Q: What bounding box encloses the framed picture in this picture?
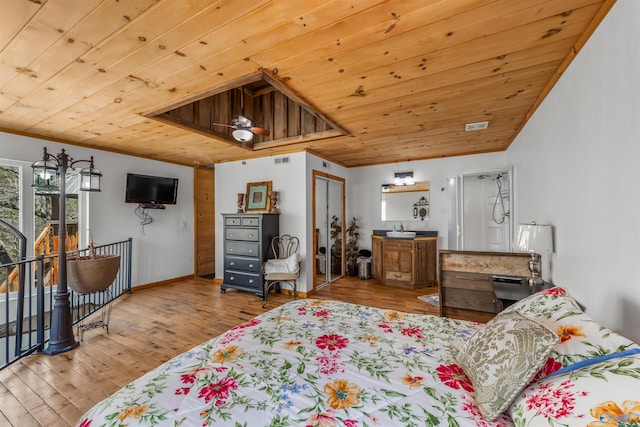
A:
[245,181,272,213]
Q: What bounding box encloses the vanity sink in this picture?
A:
[386,231,417,238]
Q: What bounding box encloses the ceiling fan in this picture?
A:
[227,115,270,142]
[212,87,270,143]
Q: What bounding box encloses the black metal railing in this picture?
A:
[0,238,132,369]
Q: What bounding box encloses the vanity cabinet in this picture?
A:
[221,213,279,298]
[372,235,437,288]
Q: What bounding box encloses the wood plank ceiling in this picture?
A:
[0,0,614,167]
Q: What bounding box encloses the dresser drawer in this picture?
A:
[441,287,502,313]
[385,270,412,282]
[224,271,261,289]
[225,217,241,226]
[226,241,260,257]
[225,256,261,273]
[225,228,259,241]
[242,217,260,227]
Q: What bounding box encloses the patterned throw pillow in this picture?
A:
[502,287,639,367]
[456,310,559,421]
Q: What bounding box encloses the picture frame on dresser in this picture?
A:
[245,181,272,213]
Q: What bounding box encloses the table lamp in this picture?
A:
[514,222,553,287]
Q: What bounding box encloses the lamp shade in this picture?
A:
[514,222,553,254]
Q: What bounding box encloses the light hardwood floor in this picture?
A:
[0,276,441,427]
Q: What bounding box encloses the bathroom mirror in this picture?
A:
[381,181,430,222]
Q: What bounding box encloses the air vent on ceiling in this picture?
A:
[465,121,489,131]
[274,155,291,165]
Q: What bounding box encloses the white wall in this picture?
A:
[0,132,194,287]
[506,0,640,342]
[348,152,508,252]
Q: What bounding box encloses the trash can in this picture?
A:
[357,258,371,279]
[316,254,326,274]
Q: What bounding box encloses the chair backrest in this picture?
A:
[271,235,299,259]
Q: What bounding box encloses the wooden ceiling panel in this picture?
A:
[0,0,615,167]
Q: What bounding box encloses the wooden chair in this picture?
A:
[263,235,300,307]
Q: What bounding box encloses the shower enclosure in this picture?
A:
[447,169,513,251]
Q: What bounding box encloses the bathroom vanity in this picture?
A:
[371,230,437,288]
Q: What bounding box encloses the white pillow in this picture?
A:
[263,254,299,274]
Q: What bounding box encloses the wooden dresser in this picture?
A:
[438,250,539,322]
[221,213,279,298]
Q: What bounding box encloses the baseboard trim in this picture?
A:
[135,275,311,298]
[131,275,194,291]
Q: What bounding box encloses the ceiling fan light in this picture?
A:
[232,127,254,142]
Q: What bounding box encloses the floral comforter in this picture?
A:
[78,293,640,427]
[77,299,508,427]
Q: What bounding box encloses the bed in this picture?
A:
[77,287,640,427]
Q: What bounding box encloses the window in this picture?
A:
[34,172,80,255]
[0,164,21,282]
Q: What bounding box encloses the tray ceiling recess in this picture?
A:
[148,71,348,151]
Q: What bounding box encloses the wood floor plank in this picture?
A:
[0,276,446,426]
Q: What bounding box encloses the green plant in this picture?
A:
[345,217,360,271]
[330,215,342,274]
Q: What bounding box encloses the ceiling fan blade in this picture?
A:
[211,122,235,130]
[251,127,270,136]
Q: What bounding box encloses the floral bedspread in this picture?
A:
[77,299,511,427]
[78,294,640,427]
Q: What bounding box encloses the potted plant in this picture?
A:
[330,215,342,275]
[345,217,360,276]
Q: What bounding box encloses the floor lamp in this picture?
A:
[514,222,553,287]
[32,147,102,355]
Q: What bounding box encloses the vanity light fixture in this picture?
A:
[394,171,415,186]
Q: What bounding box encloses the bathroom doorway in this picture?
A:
[448,168,513,251]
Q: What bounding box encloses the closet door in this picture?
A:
[313,172,345,290]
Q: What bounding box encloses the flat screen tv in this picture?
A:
[125,173,178,206]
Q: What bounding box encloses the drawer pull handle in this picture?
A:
[249,279,254,284]
[248,249,253,253]
[230,262,235,266]
[249,264,254,268]
[229,248,234,252]
[230,276,235,281]
[248,234,254,238]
